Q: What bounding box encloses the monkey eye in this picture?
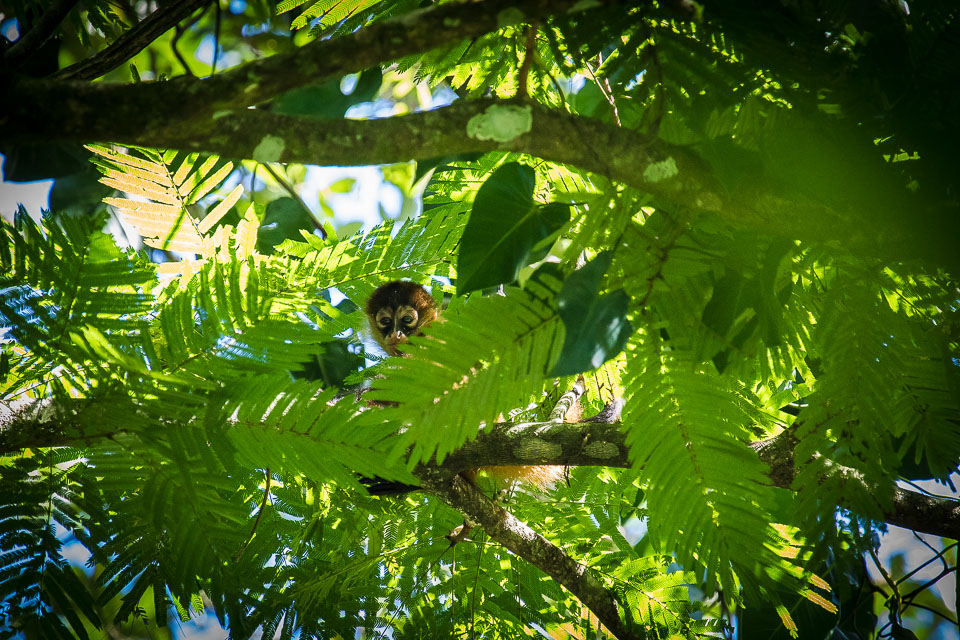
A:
[377,317,392,328]
[401,315,414,325]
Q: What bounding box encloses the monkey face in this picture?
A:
[365,281,438,356]
[374,304,422,354]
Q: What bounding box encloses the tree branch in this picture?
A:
[752,428,960,540]
[3,394,956,638]
[3,396,956,539]
[8,0,615,122]
[3,0,79,66]
[52,0,211,80]
[2,81,941,268]
[417,466,641,640]
[0,86,806,239]
[2,0,951,268]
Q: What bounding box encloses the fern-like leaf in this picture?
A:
[623,327,804,602]
[87,145,242,255]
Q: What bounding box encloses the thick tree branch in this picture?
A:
[1,0,951,267]
[752,429,960,540]
[53,0,211,81]
[3,395,956,639]
[1,95,712,204]
[0,87,824,242]
[2,84,943,268]
[417,466,641,640]
[3,397,956,540]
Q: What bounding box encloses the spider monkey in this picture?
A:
[363,280,589,494]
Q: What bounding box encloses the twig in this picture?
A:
[2,396,959,541]
[170,9,206,77]
[869,546,902,625]
[235,468,271,561]
[53,0,210,80]
[516,22,539,98]
[212,0,222,75]
[901,566,956,604]
[470,532,485,640]
[896,541,957,585]
[417,467,642,640]
[549,374,585,421]
[261,163,327,240]
[3,0,79,66]
[584,54,621,127]
[898,601,958,625]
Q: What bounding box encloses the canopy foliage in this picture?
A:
[0,0,958,639]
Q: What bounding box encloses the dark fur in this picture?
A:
[364,280,436,319]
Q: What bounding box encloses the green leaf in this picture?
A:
[526,203,570,263]
[327,178,356,193]
[272,69,382,119]
[740,586,838,640]
[457,163,570,294]
[550,252,631,376]
[701,270,758,373]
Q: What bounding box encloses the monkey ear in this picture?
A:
[420,305,439,327]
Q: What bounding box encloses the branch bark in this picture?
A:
[1,0,951,268]
[3,397,957,540]
[1,85,940,268]
[4,394,958,639]
[0,84,861,252]
[4,0,614,123]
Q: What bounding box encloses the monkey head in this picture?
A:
[365,281,438,356]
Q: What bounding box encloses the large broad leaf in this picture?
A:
[701,269,759,374]
[457,162,569,294]
[257,197,316,254]
[550,252,631,376]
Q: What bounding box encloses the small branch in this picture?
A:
[901,566,955,604]
[45,0,616,112]
[585,53,620,127]
[3,0,79,66]
[1,94,725,226]
[170,9,207,78]
[516,22,539,98]
[53,0,210,80]
[261,163,327,239]
[417,467,641,640]
[897,541,956,585]
[549,375,585,421]
[211,0,222,75]
[236,468,271,561]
